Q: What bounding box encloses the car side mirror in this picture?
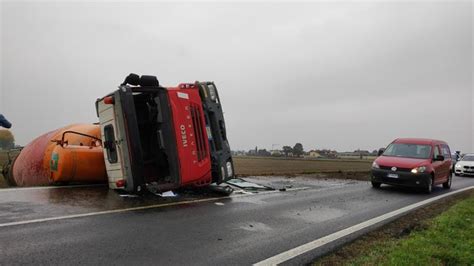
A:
[434,155,445,161]
[377,148,385,157]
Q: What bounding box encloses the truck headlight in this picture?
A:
[372,162,380,169]
[226,161,233,177]
[411,166,426,174]
[208,84,217,102]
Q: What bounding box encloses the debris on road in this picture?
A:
[119,194,139,198]
[209,184,234,195]
[159,191,177,197]
[226,178,274,191]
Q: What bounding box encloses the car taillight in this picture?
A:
[104,96,115,104]
[116,179,125,188]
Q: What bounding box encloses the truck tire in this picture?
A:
[425,177,433,194]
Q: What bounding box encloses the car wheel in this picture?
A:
[371,181,381,188]
[454,173,459,176]
[425,178,433,194]
[443,174,452,189]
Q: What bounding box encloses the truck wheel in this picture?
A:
[443,174,452,189]
[371,181,381,188]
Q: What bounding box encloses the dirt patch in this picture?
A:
[238,171,370,181]
[313,190,474,265]
[234,156,371,177]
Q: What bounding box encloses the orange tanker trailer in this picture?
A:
[3,124,107,186]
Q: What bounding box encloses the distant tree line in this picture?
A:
[232,144,379,159]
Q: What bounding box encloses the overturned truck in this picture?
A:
[3,74,234,193]
[96,74,234,193]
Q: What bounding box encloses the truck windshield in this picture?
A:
[383,143,432,159]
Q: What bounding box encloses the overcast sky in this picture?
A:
[1,1,472,152]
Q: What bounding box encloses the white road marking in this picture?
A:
[0,187,310,228]
[254,186,474,266]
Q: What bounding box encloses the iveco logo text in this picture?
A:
[180,125,188,147]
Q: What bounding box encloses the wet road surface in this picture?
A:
[1,175,473,265]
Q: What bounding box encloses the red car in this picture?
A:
[371,138,453,193]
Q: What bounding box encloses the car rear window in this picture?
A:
[383,143,432,159]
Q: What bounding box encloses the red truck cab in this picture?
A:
[95,74,234,193]
[371,138,453,193]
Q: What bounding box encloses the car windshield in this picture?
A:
[461,155,474,161]
[382,143,432,159]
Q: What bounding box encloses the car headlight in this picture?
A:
[226,161,233,177]
[372,162,380,169]
[411,166,427,174]
[455,164,462,168]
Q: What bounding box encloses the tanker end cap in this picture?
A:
[139,75,159,87]
[121,73,140,86]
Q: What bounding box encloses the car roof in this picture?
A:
[392,138,447,145]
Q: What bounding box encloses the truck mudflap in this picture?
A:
[197,82,234,183]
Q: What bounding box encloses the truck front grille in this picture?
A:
[190,104,208,162]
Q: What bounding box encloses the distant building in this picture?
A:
[270,150,282,156]
[308,150,323,158]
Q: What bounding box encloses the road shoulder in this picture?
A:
[313,190,474,265]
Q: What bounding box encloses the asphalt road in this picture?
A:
[1,175,473,265]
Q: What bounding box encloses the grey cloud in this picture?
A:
[1,1,472,152]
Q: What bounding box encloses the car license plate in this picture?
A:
[387,173,399,178]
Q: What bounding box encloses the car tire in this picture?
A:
[443,174,452,189]
[454,173,459,176]
[425,178,433,194]
[371,181,381,188]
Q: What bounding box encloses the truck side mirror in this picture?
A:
[377,148,385,156]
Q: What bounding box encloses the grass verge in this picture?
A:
[315,190,474,265]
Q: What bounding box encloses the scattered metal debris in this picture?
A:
[226,178,274,191]
[209,184,234,195]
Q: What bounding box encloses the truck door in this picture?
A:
[96,87,145,193]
